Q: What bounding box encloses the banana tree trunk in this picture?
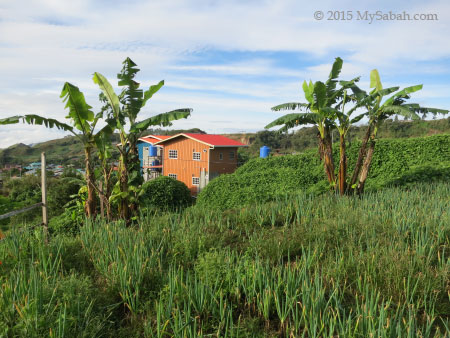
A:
[347,125,372,194]
[317,132,325,161]
[84,146,97,218]
[127,140,142,217]
[101,166,113,220]
[119,152,130,222]
[357,138,376,194]
[322,128,336,186]
[338,133,347,195]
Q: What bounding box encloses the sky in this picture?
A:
[0,0,449,148]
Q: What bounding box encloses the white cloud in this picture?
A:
[0,0,449,148]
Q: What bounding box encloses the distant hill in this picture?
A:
[0,136,86,166]
[1,119,449,166]
[0,128,206,166]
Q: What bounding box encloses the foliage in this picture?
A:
[198,134,450,209]
[266,59,448,195]
[140,176,192,211]
[1,174,84,230]
[0,183,449,336]
[93,58,192,221]
[47,177,84,218]
[0,57,193,223]
[343,69,448,194]
[198,163,324,211]
[0,196,23,230]
[266,57,362,192]
[0,82,116,218]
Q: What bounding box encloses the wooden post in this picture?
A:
[41,152,48,243]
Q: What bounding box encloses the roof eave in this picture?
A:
[153,133,214,147]
[154,133,247,147]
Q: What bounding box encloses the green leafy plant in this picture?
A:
[265,58,449,195]
[345,69,448,193]
[266,57,361,194]
[140,176,192,211]
[93,58,192,222]
[0,83,114,218]
[197,134,450,209]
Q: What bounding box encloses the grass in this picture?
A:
[0,182,449,336]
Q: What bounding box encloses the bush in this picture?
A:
[48,209,84,236]
[47,177,84,218]
[197,150,325,210]
[197,134,450,209]
[140,176,192,211]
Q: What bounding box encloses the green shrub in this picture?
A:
[140,176,192,211]
[48,209,84,236]
[47,177,84,218]
[198,134,450,209]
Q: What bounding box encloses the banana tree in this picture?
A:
[266,57,358,191]
[93,58,191,222]
[346,70,449,194]
[0,83,114,218]
[323,85,365,195]
[94,124,115,220]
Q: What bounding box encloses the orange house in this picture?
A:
[154,133,248,195]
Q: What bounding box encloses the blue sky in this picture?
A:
[0,0,449,147]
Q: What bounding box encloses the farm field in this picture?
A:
[0,182,449,337]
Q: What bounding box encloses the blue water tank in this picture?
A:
[149,145,158,157]
[260,146,270,158]
[151,159,160,171]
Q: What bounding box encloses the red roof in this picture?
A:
[154,133,248,147]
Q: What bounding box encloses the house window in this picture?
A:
[168,150,178,159]
[229,151,235,159]
[192,177,200,185]
[168,174,177,180]
[219,153,223,160]
[193,152,201,161]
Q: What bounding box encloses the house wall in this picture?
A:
[162,138,210,195]
[209,147,238,179]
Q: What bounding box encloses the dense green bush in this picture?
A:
[350,134,450,190]
[140,176,192,211]
[198,134,450,209]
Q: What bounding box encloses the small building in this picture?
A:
[153,133,247,195]
[137,135,171,181]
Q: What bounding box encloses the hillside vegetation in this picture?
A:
[1,118,449,166]
[234,117,450,159]
[0,183,448,336]
[0,128,206,167]
[197,134,450,210]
